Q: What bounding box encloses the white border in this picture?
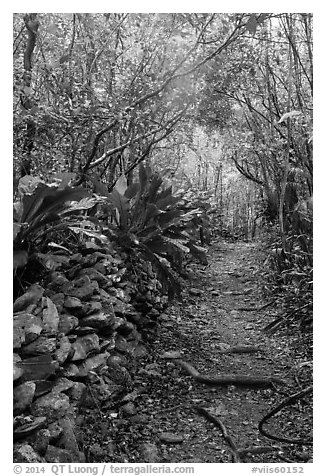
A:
[4,4,323,474]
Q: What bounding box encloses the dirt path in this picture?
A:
[82,240,312,463]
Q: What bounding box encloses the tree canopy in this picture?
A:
[13,11,313,290]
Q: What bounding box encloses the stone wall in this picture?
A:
[13,244,168,462]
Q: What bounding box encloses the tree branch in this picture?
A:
[89,108,186,171]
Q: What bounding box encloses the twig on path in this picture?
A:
[195,406,242,462]
[258,386,313,445]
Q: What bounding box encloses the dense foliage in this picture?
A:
[13,12,313,329]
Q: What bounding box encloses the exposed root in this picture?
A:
[195,406,242,462]
[173,360,286,387]
[258,386,313,445]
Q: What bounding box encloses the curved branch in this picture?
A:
[79,119,118,175]
[89,108,186,171]
[232,157,265,186]
[213,88,287,140]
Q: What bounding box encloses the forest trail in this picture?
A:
[82,240,312,464]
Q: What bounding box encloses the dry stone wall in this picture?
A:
[13,244,168,463]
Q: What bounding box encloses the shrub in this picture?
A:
[91,164,208,295]
[13,176,91,270]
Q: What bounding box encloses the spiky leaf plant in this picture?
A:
[13,181,90,269]
[97,164,208,296]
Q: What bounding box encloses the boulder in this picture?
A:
[42,298,59,333]
[62,363,80,379]
[58,314,79,335]
[78,311,116,330]
[13,284,44,312]
[71,334,100,361]
[112,299,128,317]
[16,355,58,382]
[13,353,24,381]
[47,421,64,442]
[21,336,57,356]
[74,326,96,335]
[14,382,36,414]
[106,360,132,387]
[81,381,111,408]
[63,296,83,311]
[54,336,73,364]
[114,335,133,354]
[72,275,91,287]
[99,336,116,352]
[25,303,37,313]
[126,328,142,342]
[34,380,55,398]
[117,320,136,337]
[65,265,81,280]
[77,352,109,377]
[14,416,47,441]
[79,301,103,317]
[14,443,43,463]
[70,253,83,264]
[44,445,82,463]
[138,442,159,463]
[48,272,69,288]
[13,313,43,349]
[93,261,107,274]
[34,429,51,456]
[66,381,86,405]
[20,336,57,357]
[56,416,80,454]
[68,281,99,300]
[125,309,143,325]
[78,267,109,286]
[82,253,101,267]
[51,377,75,395]
[48,292,65,311]
[31,391,70,423]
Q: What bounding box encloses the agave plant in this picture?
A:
[13,179,90,269]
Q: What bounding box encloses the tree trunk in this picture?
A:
[20,13,39,177]
[279,14,293,252]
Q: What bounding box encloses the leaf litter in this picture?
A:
[80,240,312,463]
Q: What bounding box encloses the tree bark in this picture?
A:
[20,13,39,177]
[279,14,293,251]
